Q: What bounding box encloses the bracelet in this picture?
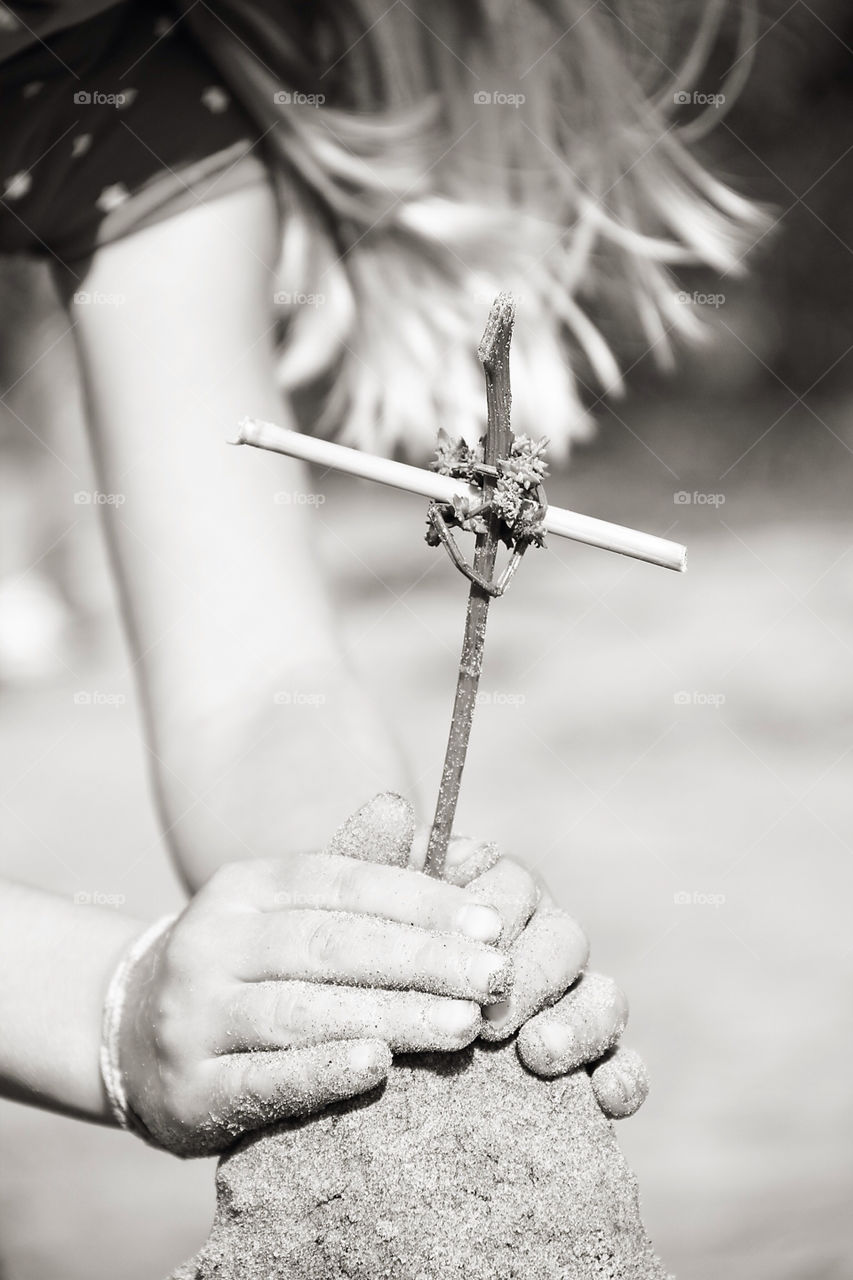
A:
[100,914,177,1143]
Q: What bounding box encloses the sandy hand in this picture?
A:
[409,827,649,1120]
[115,795,508,1157]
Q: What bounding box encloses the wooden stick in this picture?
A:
[230,419,687,573]
[423,295,514,877]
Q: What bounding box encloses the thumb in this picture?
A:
[325,793,415,867]
[212,1040,392,1144]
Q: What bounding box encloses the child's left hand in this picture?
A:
[453,855,647,1120]
[348,794,649,1120]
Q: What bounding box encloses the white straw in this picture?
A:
[230,418,686,573]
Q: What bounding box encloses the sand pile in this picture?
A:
[172,1039,669,1279]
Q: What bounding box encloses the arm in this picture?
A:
[67,184,408,890]
[63,192,645,1116]
[0,881,142,1120]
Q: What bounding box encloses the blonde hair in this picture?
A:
[180,0,764,457]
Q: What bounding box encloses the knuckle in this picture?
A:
[617,1048,646,1085]
[553,911,590,973]
[152,991,196,1067]
[305,916,342,970]
[228,1054,260,1104]
[161,916,207,977]
[330,857,361,903]
[273,982,312,1030]
[410,934,445,982]
[485,859,540,936]
[283,1049,316,1103]
[610,983,629,1030]
[500,856,540,902]
[604,978,629,1027]
[165,908,245,979]
[208,860,257,900]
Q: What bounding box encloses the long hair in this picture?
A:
[175,0,764,457]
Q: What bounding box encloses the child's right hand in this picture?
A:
[117,801,507,1156]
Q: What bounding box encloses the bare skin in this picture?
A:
[1,182,647,1141]
[0,798,642,1151]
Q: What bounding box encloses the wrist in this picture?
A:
[0,885,147,1122]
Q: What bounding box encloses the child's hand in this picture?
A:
[469,871,648,1118]
[116,799,509,1156]
[409,817,649,1119]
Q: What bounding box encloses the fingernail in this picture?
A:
[444,842,502,887]
[535,1020,573,1066]
[432,1000,478,1037]
[348,1042,391,1074]
[467,952,511,999]
[458,904,502,943]
[483,998,511,1026]
[446,836,478,865]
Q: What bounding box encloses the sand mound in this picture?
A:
[172,1040,669,1280]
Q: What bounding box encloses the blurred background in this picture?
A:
[1,3,852,1278]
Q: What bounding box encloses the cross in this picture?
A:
[230,294,685,878]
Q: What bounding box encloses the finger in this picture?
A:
[224,981,482,1053]
[517,972,628,1078]
[480,900,589,1041]
[590,1047,649,1119]
[211,1039,392,1135]
[265,856,503,943]
[406,831,502,884]
[325,793,415,867]
[443,838,503,887]
[242,910,511,1001]
[464,857,540,945]
[407,827,429,872]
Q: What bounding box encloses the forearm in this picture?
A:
[0,882,144,1121]
[69,187,411,890]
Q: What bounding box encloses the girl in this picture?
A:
[0,0,758,1152]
